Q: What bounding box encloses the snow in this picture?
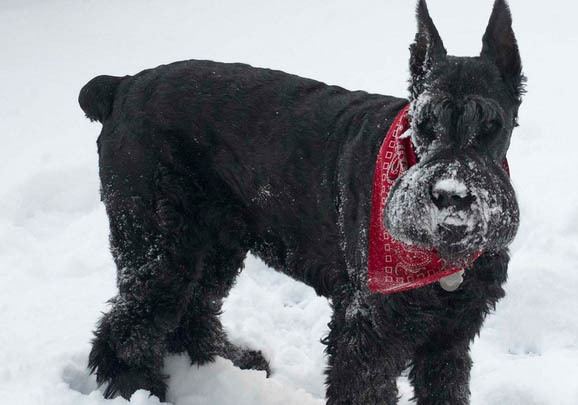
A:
[1,0,577,404]
[432,178,468,198]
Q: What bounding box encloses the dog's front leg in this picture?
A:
[409,252,509,405]
[323,296,407,405]
[409,339,472,405]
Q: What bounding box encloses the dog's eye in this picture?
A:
[416,120,437,141]
[481,119,502,135]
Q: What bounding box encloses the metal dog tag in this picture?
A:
[439,270,464,292]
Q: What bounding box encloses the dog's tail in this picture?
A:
[79,75,124,123]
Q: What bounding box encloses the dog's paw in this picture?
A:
[220,343,271,377]
[88,333,167,401]
[101,367,167,401]
[234,348,271,377]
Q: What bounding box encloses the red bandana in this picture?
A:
[368,105,508,294]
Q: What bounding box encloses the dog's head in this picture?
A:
[384,0,524,263]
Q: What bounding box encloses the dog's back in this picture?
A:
[80,59,407,293]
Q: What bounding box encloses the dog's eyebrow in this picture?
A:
[412,93,452,122]
[462,96,504,125]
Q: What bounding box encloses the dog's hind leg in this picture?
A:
[165,288,271,376]
[165,242,271,376]
[89,146,241,400]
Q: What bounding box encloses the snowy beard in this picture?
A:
[383,154,519,263]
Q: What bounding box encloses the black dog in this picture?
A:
[79,0,523,403]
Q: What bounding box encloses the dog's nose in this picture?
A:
[431,190,473,210]
[430,179,474,210]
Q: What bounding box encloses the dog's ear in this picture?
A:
[481,0,524,100]
[409,0,447,99]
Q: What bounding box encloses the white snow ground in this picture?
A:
[1,0,577,404]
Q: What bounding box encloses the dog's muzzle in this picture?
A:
[367,105,519,294]
[385,156,518,260]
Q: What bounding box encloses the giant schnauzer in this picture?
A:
[79,0,523,403]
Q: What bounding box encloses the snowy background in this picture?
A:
[1,0,577,404]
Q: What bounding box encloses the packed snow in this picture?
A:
[1,0,577,404]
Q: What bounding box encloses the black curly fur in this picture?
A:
[80,1,523,403]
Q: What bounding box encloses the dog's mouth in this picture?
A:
[383,158,519,263]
